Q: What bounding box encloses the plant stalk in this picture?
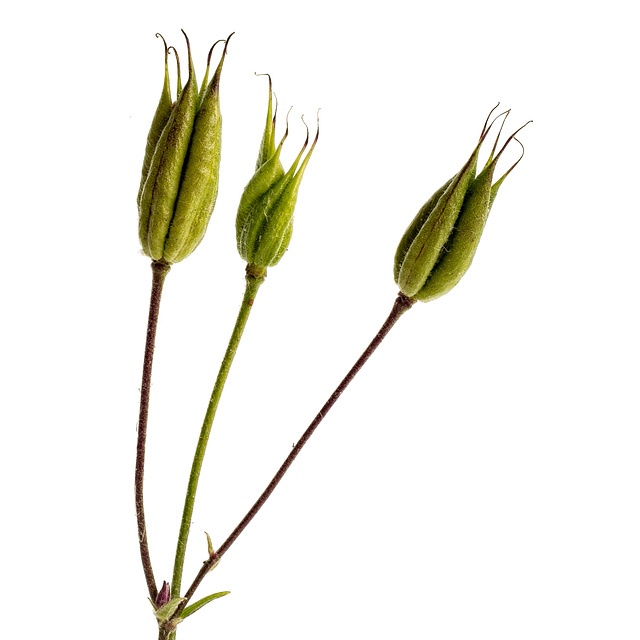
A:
[176,292,415,614]
[171,271,265,599]
[136,260,171,602]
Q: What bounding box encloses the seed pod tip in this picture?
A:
[223,32,235,55]
[480,103,501,138]
[167,45,182,94]
[493,135,527,190]
[155,33,169,61]
[255,72,273,97]
[206,39,225,68]
[493,119,532,164]
[180,29,191,50]
[481,106,510,144]
[300,113,310,146]
[283,105,294,137]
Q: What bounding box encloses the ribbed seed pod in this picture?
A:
[236,78,319,272]
[137,32,231,264]
[163,38,231,263]
[413,127,526,302]
[393,177,453,285]
[394,108,530,302]
[137,34,172,211]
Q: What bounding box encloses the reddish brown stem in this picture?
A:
[135,260,170,602]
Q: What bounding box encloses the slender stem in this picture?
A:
[171,271,265,598]
[136,260,171,602]
[176,292,415,614]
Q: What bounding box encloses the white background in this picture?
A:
[1,1,638,638]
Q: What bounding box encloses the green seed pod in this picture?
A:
[236,79,319,272]
[394,108,530,301]
[163,38,231,263]
[137,34,172,210]
[414,125,528,302]
[392,176,453,285]
[138,32,231,264]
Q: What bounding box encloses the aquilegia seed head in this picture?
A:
[394,107,530,302]
[236,75,319,276]
[138,31,232,264]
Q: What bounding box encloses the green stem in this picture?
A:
[171,269,265,598]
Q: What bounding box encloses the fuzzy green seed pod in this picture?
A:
[138,31,231,264]
[394,108,530,301]
[236,77,319,273]
[137,35,172,211]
